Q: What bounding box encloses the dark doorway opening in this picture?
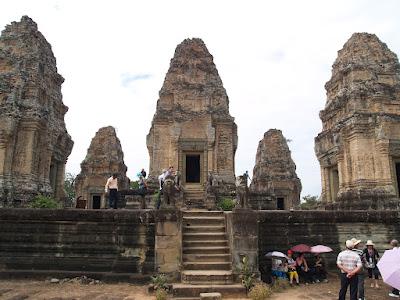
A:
[186,154,200,183]
[396,163,400,195]
[92,195,101,209]
[277,197,284,210]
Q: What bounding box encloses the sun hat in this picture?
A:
[346,240,354,249]
[350,238,361,246]
[365,240,375,246]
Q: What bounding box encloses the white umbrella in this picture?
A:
[265,251,289,259]
[377,248,400,290]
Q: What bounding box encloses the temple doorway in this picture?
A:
[395,162,400,196]
[185,154,201,183]
[92,195,101,209]
[277,197,285,210]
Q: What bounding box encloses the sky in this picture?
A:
[1,0,400,197]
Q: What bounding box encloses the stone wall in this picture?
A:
[257,210,400,280]
[0,209,155,278]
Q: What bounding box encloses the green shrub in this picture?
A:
[248,282,272,300]
[216,197,236,211]
[155,288,167,300]
[29,195,60,209]
[151,273,167,291]
[153,191,160,203]
[239,255,255,291]
[272,277,290,292]
[130,180,139,189]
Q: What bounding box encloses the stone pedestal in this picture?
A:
[155,209,182,280]
[226,209,260,281]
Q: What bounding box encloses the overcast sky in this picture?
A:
[1,0,400,197]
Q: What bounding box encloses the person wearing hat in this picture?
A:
[286,250,299,286]
[337,240,362,300]
[351,238,366,300]
[363,240,380,289]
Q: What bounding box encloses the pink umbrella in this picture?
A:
[377,248,400,290]
[311,245,333,254]
[291,244,312,253]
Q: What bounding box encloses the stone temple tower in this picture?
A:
[147,38,237,196]
[315,33,400,210]
[0,16,73,206]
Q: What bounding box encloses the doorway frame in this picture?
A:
[178,139,208,187]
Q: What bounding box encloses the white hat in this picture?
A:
[346,240,354,249]
[350,238,361,246]
[365,240,375,246]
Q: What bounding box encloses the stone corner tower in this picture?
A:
[249,129,302,210]
[315,32,400,210]
[146,38,238,193]
[75,126,129,209]
[0,16,73,206]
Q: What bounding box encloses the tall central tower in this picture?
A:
[147,38,237,192]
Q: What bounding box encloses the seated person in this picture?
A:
[296,253,313,283]
[271,258,287,279]
[311,254,327,282]
[287,250,299,285]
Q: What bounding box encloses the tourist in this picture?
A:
[287,250,299,286]
[363,240,380,289]
[271,257,286,279]
[388,239,399,298]
[138,174,147,192]
[166,166,174,176]
[296,253,312,284]
[350,237,366,300]
[312,254,327,283]
[105,173,118,209]
[140,168,147,178]
[337,240,362,300]
[156,169,167,209]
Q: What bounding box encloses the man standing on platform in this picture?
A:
[105,173,119,209]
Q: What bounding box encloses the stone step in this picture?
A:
[183,254,231,263]
[183,262,231,271]
[181,271,234,285]
[183,233,227,242]
[172,284,245,298]
[182,217,225,226]
[183,225,225,233]
[183,240,228,248]
[183,211,224,217]
[183,246,230,255]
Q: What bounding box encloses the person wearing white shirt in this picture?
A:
[105,173,118,209]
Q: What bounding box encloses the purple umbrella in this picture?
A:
[377,248,400,290]
[311,245,333,254]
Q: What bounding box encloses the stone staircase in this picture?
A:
[172,210,246,299]
[184,186,206,209]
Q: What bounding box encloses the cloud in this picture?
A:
[121,73,152,88]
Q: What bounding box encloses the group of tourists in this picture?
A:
[271,251,328,286]
[337,238,399,300]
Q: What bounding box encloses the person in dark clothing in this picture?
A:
[140,168,147,178]
[363,240,380,289]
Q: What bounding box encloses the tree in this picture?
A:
[300,194,319,210]
[64,172,76,207]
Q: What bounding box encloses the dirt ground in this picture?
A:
[0,276,394,300]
